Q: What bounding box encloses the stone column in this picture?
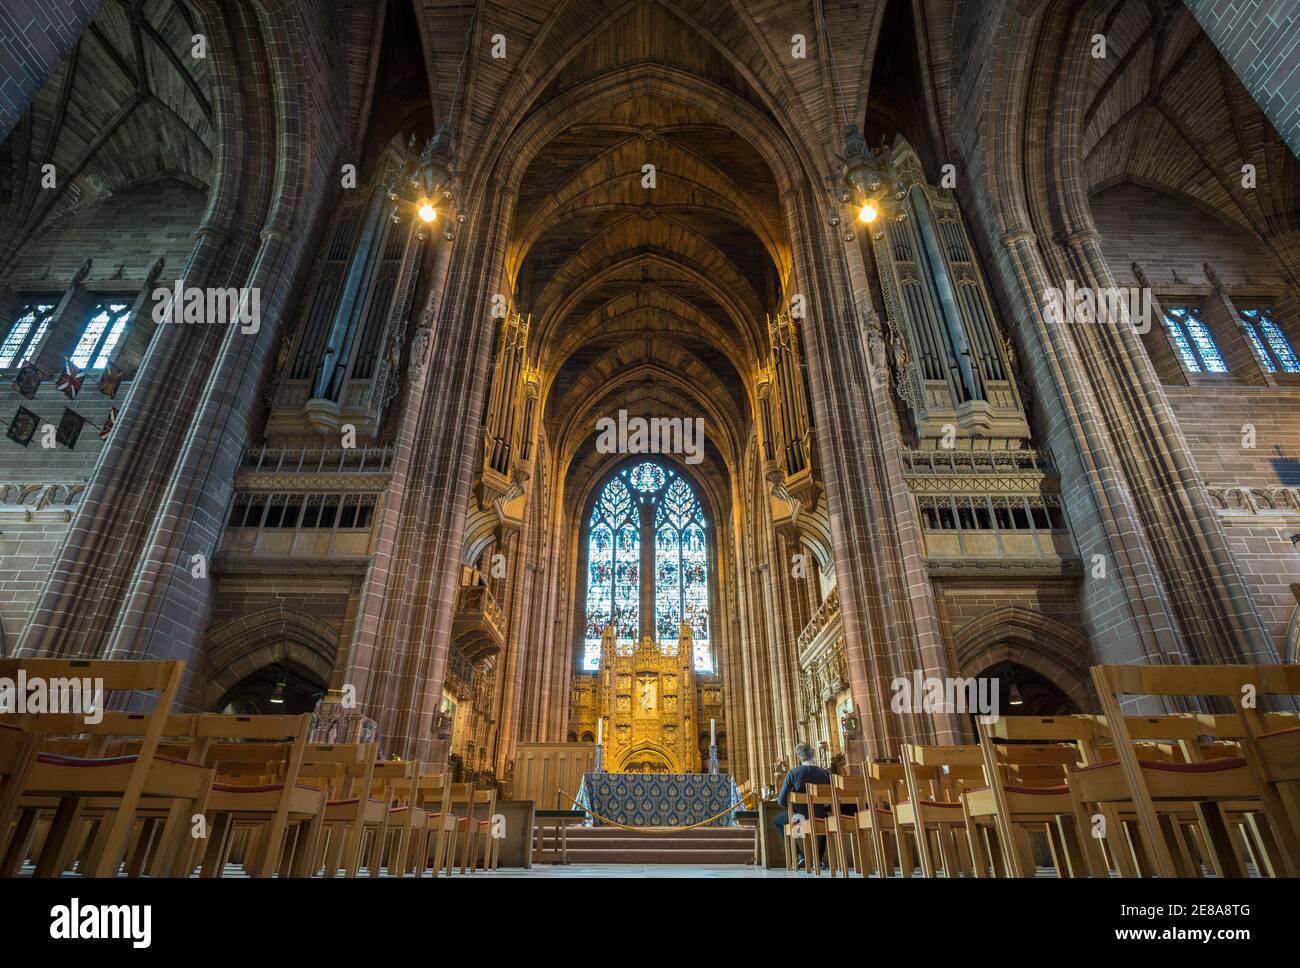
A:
[783,185,960,755]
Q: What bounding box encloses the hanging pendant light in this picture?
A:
[1008,680,1024,707]
[269,668,287,705]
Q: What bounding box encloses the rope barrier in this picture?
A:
[557,787,750,833]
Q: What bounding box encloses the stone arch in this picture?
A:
[617,739,678,773]
[953,606,1093,713]
[202,606,339,711]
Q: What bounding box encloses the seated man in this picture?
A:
[773,743,830,869]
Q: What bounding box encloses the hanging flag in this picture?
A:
[56,359,84,400]
[12,361,44,400]
[98,406,118,440]
[98,362,130,399]
[56,407,87,449]
[6,406,40,447]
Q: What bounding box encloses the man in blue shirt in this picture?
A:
[773,743,830,869]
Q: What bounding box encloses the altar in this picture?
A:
[575,772,741,827]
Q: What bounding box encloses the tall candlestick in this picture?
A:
[710,718,716,746]
[597,718,603,744]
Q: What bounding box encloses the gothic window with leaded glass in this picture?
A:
[1163,306,1227,374]
[70,302,132,370]
[1239,307,1300,374]
[582,461,712,673]
[0,301,57,367]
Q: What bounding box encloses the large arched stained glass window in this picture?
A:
[582,461,712,673]
[655,477,711,672]
[583,476,638,671]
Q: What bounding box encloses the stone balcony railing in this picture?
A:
[239,444,394,475]
[451,583,507,663]
[796,587,841,666]
[900,448,1057,495]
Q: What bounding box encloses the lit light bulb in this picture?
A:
[418,202,437,223]
[858,202,878,223]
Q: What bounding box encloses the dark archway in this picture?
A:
[216,659,327,715]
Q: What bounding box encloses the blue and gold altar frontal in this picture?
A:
[576,772,740,827]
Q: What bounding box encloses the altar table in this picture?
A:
[574,772,741,827]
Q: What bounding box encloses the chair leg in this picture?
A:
[198,813,233,878]
[35,798,81,877]
[322,825,345,878]
[342,821,366,878]
[1245,812,1281,878]
[1056,816,1088,878]
[431,826,448,878]
[126,817,158,877]
[1195,803,1245,878]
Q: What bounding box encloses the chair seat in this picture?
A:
[26,751,211,799]
[857,807,894,831]
[965,784,1072,819]
[208,783,323,817]
[1074,757,1256,803]
[895,798,964,827]
[324,796,387,824]
[36,752,205,769]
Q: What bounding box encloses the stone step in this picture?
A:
[537,824,756,864]
[562,848,755,865]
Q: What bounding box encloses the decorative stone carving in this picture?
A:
[408,323,432,381]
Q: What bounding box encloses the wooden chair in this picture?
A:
[412,772,454,875]
[1186,712,1300,877]
[1088,665,1300,878]
[1088,712,1283,877]
[443,782,476,876]
[298,743,379,877]
[375,760,423,876]
[460,784,499,872]
[967,722,1093,878]
[860,760,912,877]
[189,714,325,878]
[897,744,986,878]
[801,783,837,875]
[0,658,208,878]
[781,786,812,872]
[1252,716,1300,864]
[1,711,200,878]
[828,774,865,877]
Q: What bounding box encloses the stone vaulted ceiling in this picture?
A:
[0,0,213,267]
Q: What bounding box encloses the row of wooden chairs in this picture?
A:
[0,658,502,877]
[782,662,1300,877]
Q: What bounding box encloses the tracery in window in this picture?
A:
[0,302,57,368]
[1163,306,1227,374]
[583,462,712,672]
[70,302,132,370]
[1240,307,1300,374]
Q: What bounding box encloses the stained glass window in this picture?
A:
[1240,308,1300,374]
[583,461,712,672]
[70,303,132,370]
[584,476,636,670]
[0,302,57,368]
[1163,306,1227,374]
